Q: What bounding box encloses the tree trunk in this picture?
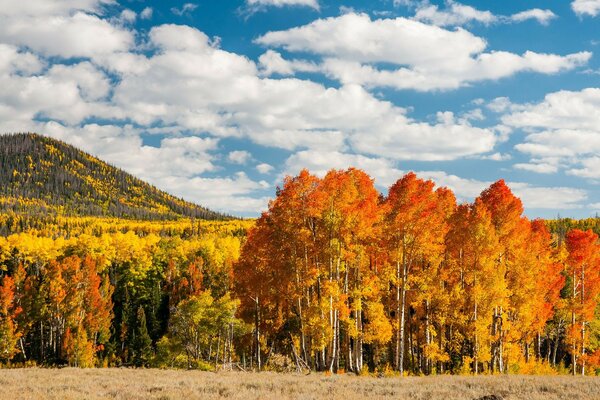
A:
[254,296,261,370]
[581,265,586,376]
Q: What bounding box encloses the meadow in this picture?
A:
[2,368,600,400]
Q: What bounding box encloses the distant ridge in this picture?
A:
[0,133,228,220]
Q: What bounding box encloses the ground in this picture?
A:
[1,368,600,400]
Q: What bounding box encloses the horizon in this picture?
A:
[1,1,599,218]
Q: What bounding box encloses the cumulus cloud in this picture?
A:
[246,0,319,10]
[568,157,600,179]
[140,7,153,20]
[572,0,600,16]
[0,0,113,17]
[104,24,498,161]
[510,9,556,25]
[228,150,252,165]
[514,162,558,174]
[256,163,274,174]
[418,171,587,209]
[501,88,600,178]
[413,1,556,27]
[413,1,496,26]
[0,3,133,60]
[0,44,45,75]
[171,3,198,17]
[284,150,403,187]
[258,50,319,76]
[256,13,588,91]
[156,172,271,214]
[283,149,587,210]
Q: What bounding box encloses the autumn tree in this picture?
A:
[382,172,455,374]
[0,276,21,363]
[565,229,600,375]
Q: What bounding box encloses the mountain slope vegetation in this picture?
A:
[0,133,226,220]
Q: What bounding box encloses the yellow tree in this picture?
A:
[382,172,453,374]
[447,200,504,374]
[565,229,600,375]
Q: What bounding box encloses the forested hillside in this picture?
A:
[0,133,226,220]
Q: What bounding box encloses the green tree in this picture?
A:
[132,307,153,367]
[165,291,242,369]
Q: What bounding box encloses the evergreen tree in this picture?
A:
[131,306,153,367]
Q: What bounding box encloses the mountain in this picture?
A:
[0,133,228,220]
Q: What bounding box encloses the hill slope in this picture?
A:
[0,133,227,220]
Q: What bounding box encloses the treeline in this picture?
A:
[0,133,227,220]
[0,169,599,376]
[547,217,600,242]
[235,169,600,376]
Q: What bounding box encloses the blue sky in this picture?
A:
[1,0,599,217]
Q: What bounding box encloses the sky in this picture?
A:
[0,0,599,218]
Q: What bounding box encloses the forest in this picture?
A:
[0,133,226,220]
[0,168,599,377]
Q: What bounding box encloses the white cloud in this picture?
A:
[156,172,271,214]
[572,0,600,16]
[501,88,600,178]
[481,152,511,161]
[568,157,600,179]
[284,150,403,187]
[0,44,45,75]
[487,97,512,113]
[119,9,136,23]
[418,171,587,209]
[0,60,113,128]
[228,150,252,165]
[414,1,496,26]
[258,50,319,76]
[413,1,555,27]
[0,11,133,59]
[103,24,498,160]
[256,163,274,174]
[171,3,198,17]
[0,0,114,17]
[246,0,319,10]
[256,13,589,91]
[35,123,218,182]
[514,162,558,174]
[508,182,588,209]
[140,7,153,20]
[510,9,556,25]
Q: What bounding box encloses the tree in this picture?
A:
[0,276,21,363]
[382,172,454,374]
[565,229,600,375]
[131,307,153,367]
[63,327,95,367]
[166,292,242,369]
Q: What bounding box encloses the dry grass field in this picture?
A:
[1,368,600,400]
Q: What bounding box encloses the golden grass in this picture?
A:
[1,368,599,400]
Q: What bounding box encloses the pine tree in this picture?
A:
[132,306,153,367]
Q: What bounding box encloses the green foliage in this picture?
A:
[131,307,153,367]
[161,292,245,369]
